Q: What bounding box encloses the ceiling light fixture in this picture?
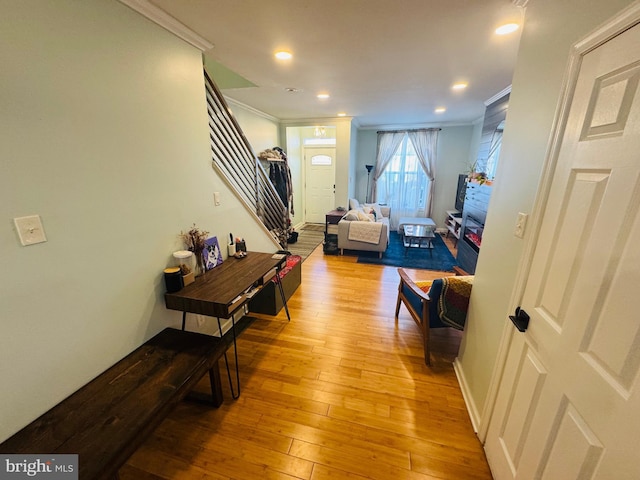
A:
[435,107,446,114]
[337,112,346,117]
[495,23,519,35]
[274,51,292,60]
[317,93,330,100]
[452,82,468,91]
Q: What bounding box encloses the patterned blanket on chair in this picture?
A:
[437,276,473,330]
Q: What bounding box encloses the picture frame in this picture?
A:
[202,236,223,271]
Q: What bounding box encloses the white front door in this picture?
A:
[304,147,336,223]
[485,14,640,479]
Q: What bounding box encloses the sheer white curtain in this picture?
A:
[408,129,438,217]
[485,129,503,180]
[372,129,439,230]
[370,132,405,203]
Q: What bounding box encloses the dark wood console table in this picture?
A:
[164,251,290,399]
[165,251,289,322]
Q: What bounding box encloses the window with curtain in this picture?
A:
[376,134,429,228]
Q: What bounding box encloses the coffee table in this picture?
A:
[398,216,436,234]
[402,224,436,256]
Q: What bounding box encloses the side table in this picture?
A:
[324,209,344,254]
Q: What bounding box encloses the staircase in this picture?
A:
[203,70,289,248]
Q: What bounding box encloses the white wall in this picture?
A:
[355,129,377,202]
[349,122,359,200]
[225,98,280,156]
[334,119,354,209]
[0,0,277,442]
[432,126,477,227]
[283,127,304,228]
[455,0,636,429]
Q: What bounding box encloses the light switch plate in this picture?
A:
[14,215,47,246]
[214,191,221,206]
[514,212,528,239]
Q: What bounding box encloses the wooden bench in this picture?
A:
[0,322,253,479]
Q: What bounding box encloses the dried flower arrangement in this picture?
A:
[180,224,209,254]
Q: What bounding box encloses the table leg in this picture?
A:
[275,267,291,321]
[218,316,241,400]
[209,363,223,406]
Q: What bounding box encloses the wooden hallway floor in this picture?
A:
[121,240,492,480]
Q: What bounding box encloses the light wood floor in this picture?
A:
[121,235,492,479]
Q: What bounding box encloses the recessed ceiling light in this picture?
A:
[317,93,330,99]
[495,23,519,35]
[452,82,468,91]
[284,87,299,93]
[337,112,346,117]
[274,51,292,60]
[435,107,446,114]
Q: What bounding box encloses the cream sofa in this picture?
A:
[337,199,390,257]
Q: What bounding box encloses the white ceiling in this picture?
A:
[127,0,524,128]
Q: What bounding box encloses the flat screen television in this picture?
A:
[455,174,467,212]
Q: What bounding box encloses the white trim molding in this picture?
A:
[454,357,481,433]
[484,85,512,107]
[118,0,214,51]
[224,97,280,124]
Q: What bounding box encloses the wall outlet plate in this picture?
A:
[14,215,47,246]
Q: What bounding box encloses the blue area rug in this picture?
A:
[356,232,458,271]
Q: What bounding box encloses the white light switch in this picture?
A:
[214,191,221,206]
[514,212,528,239]
[14,215,47,246]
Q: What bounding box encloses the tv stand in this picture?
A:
[445,209,462,245]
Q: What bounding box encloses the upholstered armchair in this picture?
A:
[394,266,473,365]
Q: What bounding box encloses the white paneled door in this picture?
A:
[485,13,640,480]
[304,147,336,223]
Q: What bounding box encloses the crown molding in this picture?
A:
[485,85,512,106]
[118,0,213,51]
[224,97,280,123]
[279,117,354,126]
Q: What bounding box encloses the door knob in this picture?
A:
[509,306,530,332]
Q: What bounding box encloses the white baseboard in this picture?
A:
[453,357,482,435]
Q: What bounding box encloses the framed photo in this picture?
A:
[202,236,223,271]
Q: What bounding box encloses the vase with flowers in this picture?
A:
[180,224,209,276]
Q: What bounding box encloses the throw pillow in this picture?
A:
[349,198,361,210]
[356,210,374,222]
[364,203,384,220]
[343,209,360,221]
[361,205,377,220]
